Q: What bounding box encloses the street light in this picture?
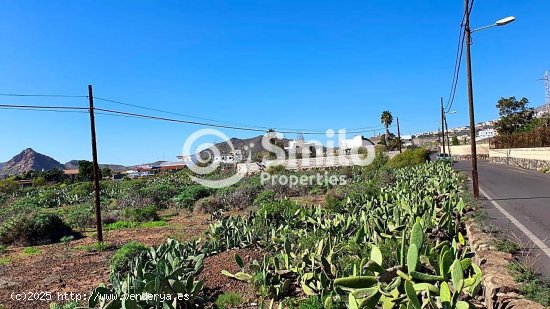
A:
[472,16,516,32]
[464,0,515,198]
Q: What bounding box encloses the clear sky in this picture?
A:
[0,1,548,165]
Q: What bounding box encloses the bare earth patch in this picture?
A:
[0,212,211,309]
[199,247,265,304]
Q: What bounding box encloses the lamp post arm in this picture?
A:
[471,24,497,33]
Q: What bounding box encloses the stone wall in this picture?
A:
[489,147,550,171]
[465,220,545,309]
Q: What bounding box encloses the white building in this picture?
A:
[340,135,375,154]
[178,150,242,165]
[285,139,322,155]
[478,128,497,139]
[212,150,243,164]
[400,135,413,147]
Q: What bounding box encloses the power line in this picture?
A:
[1,103,391,135]
[0,104,88,111]
[0,107,88,114]
[95,106,393,135]
[94,96,383,132]
[94,96,274,130]
[0,93,87,98]
[444,0,470,113]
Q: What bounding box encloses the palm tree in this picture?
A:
[380,110,393,145]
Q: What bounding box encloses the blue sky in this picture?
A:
[0,1,548,165]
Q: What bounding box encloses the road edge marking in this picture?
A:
[479,186,550,260]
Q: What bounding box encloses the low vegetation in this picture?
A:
[215,292,243,308]
[87,162,481,308]
[1,147,489,308]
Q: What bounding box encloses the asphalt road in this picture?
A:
[454,160,550,277]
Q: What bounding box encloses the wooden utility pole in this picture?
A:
[440,97,446,155]
[88,85,103,242]
[465,0,479,198]
[396,117,402,153]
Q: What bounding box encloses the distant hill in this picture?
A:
[0,149,131,177]
[64,160,127,172]
[201,135,291,159]
[0,148,65,175]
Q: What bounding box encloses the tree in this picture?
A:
[0,177,19,193]
[32,176,47,187]
[43,168,66,183]
[494,97,534,135]
[380,111,393,147]
[78,160,94,181]
[101,167,112,178]
[380,133,400,151]
[452,136,459,146]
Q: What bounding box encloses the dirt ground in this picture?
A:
[0,212,212,309]
[199,247,265,305]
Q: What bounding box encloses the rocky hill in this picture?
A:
[202,135,291,159]
[0,148,65,175]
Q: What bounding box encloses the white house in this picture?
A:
[400,135,413,147]
[478,128,496,139]
[340,135,375,154]
[212,150,243,164]
[285,139,322,155]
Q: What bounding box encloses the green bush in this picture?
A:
[172,185,212,209]
[298,296,324,309]
[253,190,276,207]
[0,212,76,246]
[64,204,93,231]
[36,188,63,208]
[325,192,345,213]
[257,199,300,226]
[110,241,148,274]
[122,204,159,222]
[68,182,93,198]
[193,196,223,214]
[0,196,39,223]
[138,183,179,207]
[266,164,286,174]
[215,292,243,308]
[386,148,429,169]
[0,177,19,194]
[49,301,81,309]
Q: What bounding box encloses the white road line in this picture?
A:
[479,187,550,260]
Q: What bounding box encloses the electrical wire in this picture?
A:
[0,103,392,135]
[94,96,384,133]
[444,0,476,114]
[0,107,88,114]
[0,93,87,98]
[94,106,393,135]
[444,1,469,113]
[0,104,88,111]
[94,96,274,130]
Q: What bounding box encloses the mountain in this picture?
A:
[0,148,65,176]
[64,160,127,172]
[0,162,4,170]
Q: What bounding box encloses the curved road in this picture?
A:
[454,160,550,277]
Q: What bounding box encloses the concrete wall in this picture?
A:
[237,154,371,174]
[442,144,490,158]
[489,147,550,170]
